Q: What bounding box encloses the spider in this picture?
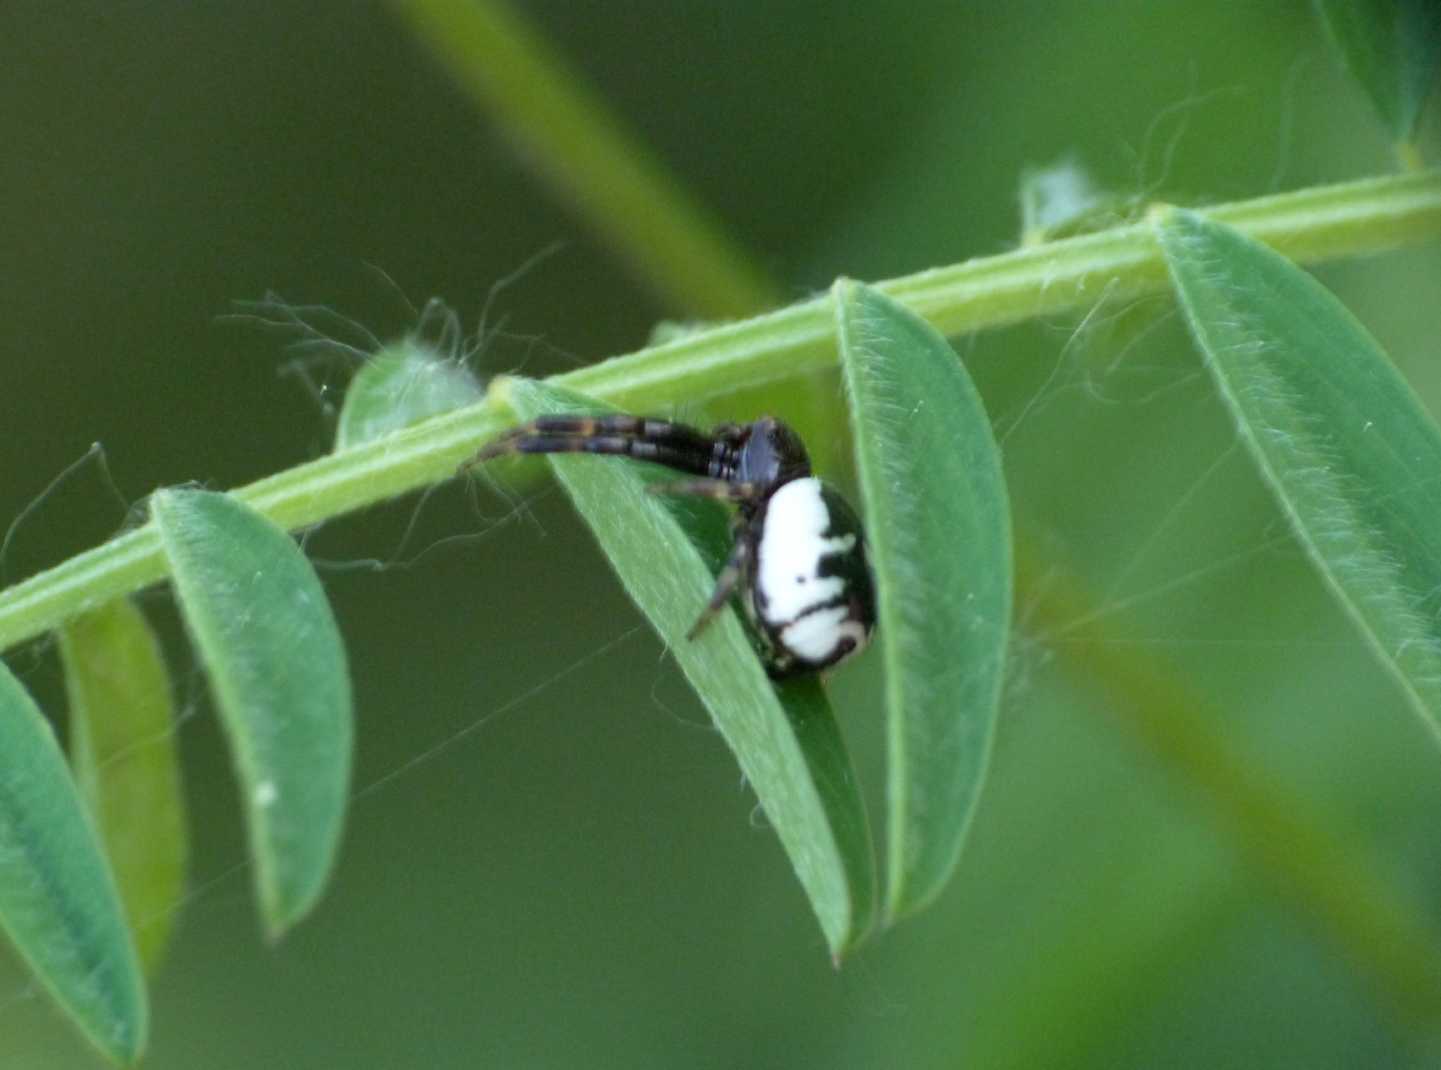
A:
[463,413,876,678]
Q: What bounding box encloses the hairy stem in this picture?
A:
[1,170,1439,653]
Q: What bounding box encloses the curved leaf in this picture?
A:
[152,489,352,936]
[59,599,187,973]
[501,378,876,957]
[335,342,485,450]
[1314,0,1441,147]
[0,659,146,1063]
[833,279,1013,922]
[1157,206,1441,741]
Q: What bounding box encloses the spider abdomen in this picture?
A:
[464,411,877,678]
[748,478,875,677]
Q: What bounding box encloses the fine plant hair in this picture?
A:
[4,5,1441,1064]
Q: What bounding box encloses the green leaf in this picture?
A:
[833,279,1013,922]
[501,378,876,957]
[1157,206,1441,741]
[59,599,188,974]
[0,658,146,1064]
[335,341,485,450]
[151,489,352,936]
[1314,0,1441,148]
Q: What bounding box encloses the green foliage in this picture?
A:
[334,341,485,451]
[0,659,145,1063]
[502,378,876,956]
[152,489,352,938]
[833,281,1011,920]
[5,3,1441,1064]
[59,599,187,973]
[1159,207,1441,740]
[0,177,1436,658]
[489,290,1012,947]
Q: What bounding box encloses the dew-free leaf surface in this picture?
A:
[0,658,146,1063]
[152,489,352,937]
[833,280,1013,921]
[335,342,485,450]
[1158,206,1441,741]
[59,598,187,973]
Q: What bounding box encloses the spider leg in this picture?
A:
[709,421,749,443]
[460,414,737,478]
[462,433,716,475]
[687,533,751,641]
[482,414,717,452]
[646,478,758,502]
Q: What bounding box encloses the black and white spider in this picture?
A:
[465,413,876,678]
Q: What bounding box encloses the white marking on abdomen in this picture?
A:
[781,608,866,663]
[756,478,856,628]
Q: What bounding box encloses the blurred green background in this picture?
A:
[4,1,1441,1066]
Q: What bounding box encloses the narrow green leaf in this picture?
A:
[833,280,1013,922]
[502,378,876,957]
[1157,206,1441,741]
[334,341,485,451]
[0,659,146,1063]
[151,489,352,936]
[1315,0,1441,149]
[59,599,187,974]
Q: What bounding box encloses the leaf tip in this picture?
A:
[114,1014,150,1067]
[75,959,148,1065]
[253,810,342,943]
[258,885,314,945]
[882,884,930,928]
[824,898,878,965]
[260,913,293,945]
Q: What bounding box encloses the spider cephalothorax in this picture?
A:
[466,413,875,677]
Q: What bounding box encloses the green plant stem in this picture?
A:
[387,0,779,319]
[1,171,1440,655]
[566,169,1441,407]
[382,8,1441,1024]
[383,13,1441,1010]
[4,173,1440,1032]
